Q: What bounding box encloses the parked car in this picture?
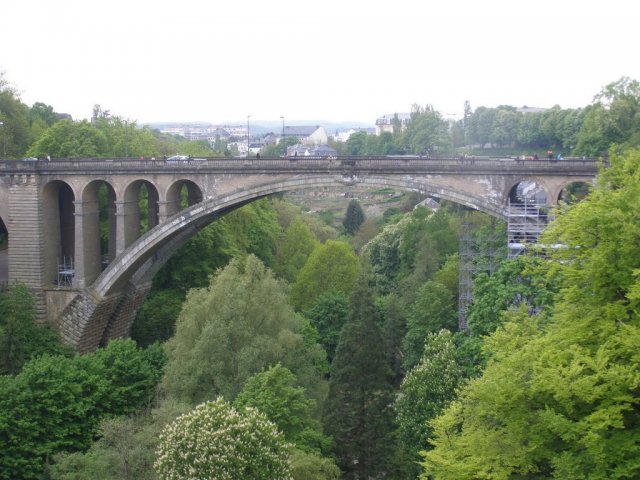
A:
[166,154,190,163]
[22,157,38,162]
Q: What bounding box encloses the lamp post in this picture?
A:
[247,115,251,157]
[280,116,285,156]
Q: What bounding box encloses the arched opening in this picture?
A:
[123,180,160,249]
[0,216,7,286]
[558,181,591,205]
[43,181,75,286]
[508,181,547,205]
[165,180,203,218]
[81,180,117,286]
[507,181,548,257]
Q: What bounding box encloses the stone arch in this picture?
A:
[79,180,117,287]
[93,174,505,298]
[42,180,75,286]
[507,180,548,205]
[165,179,204,218]
[557,180,593,204]
[121,179,160,250]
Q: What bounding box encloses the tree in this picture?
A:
[290,240,360,312]
[421,148,640,479]
[234,364,332,454]
[304,291,351,364]
[51,401,190,480]
[290,449,341,480]
[402,281,457,371]
[273,216,319,283]
[0,339,164,479]
[155,398,292,480]
[162,255,327,404]
[401,104,452,154]
[396,330,463,479]
[0,283,70,375]
[342,199,365,235]
[466,255,558,338]
[323,273,395,479]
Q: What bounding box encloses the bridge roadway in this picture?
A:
[0,155,600,351]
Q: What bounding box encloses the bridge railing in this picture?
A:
[0,155,602,174]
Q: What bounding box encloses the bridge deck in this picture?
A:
[0,156,601,176]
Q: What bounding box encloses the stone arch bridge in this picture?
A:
[0,156,599,351]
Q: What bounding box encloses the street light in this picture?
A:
[247,115,251,157]
[280,116,285,156]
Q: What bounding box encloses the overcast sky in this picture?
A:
[3,0,639,126]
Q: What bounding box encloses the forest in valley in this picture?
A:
[1,75,640,479]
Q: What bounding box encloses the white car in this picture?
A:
[166,155,189,163]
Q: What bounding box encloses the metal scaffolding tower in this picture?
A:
[458,216,503,330]
[507,200,548,258]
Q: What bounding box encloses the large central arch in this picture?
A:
[93,174,505,298]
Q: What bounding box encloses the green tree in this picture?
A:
[466,255,558,338]
[396,330,463,479]
[155,398,291,480]
[131,289,184,347]
[0,73,33,159]
[290,240,360,311]
[401,104,452,154]
[162,255,327,404]
[323,273,395,479]
[378,293,407,386]
[304,291,351,364]
[51,401,190,480]
[421,148,640,479]
[575,77,640,155]
[0,283,70,375]
[290,449,341,480]
[274,216,320,283]
[402,281,457,371]
[234,364,332,454]
[342,199,365,235]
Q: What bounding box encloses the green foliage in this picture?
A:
[155,398,292,480]
[0,339,165,479]
[402,281,457,371]
[396,330,464,478]
[378,293,408,386]
[398,207,459,292]
[362,216,410,294]
[342,199,365,235]
[421,148,640,479]
[0,283,71,375]
[273,216,320,283]
[290,240,360,311]
[290,449,341,480]
[234,364,332,454]
[402,104,453,154]
[323,274,395,479]
[51,401,190,480]
[304,291,350,364]
[162,255,327,404]
[466,255,558,338]
[131,289,184,347]
[575,77,640,156]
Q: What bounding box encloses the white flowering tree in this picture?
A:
[155,398,292,480]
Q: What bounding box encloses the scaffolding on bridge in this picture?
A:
[458,215,504,330]
[507,200,549,258]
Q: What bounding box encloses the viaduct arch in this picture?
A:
[0,156,600,351]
